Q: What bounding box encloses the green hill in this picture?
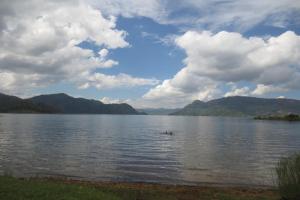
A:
[0,93,142,115]
[28,93,141,114]
[0,93,58,113]
[171,96,300,116]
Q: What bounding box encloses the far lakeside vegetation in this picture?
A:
[254,114,300,121]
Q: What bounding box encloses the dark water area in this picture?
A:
[0,114,300,186]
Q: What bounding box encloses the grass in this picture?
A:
[276,154,300,200]
[0,176,279,200]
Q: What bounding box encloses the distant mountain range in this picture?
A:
[2,93,300,116]
[171,96,300,116]
[0,93,141,115]
[137,108,180,115]
[0,93,58,113]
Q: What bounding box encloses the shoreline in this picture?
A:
[0,176,279,200]
[3,173,276,189]
[37,176,277,190]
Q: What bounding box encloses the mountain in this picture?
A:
[0,93,58,113]
[138,108,180,115]
[28,93,141,114]
[171,96,300,116]
[0,92,142,114]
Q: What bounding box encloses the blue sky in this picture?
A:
[34,16,186,101]
[0,0,300,108]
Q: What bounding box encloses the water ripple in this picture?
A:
[0,114,300,186]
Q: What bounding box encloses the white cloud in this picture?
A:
[92,0,300,31]
[90,0,167,21]
[1,0,299,107]
[251,84,288,96]
[277,96,286,99]
[98,97,162,109]
[143,30,300,107]
[190,0,300,31]
[99,49,109,58]
[100,97,130,104]
[0,0,158,94]
[142,67,221,107]
[225,84,288,97]
[84,73,159,90]
[0,72,45,95]
[98,49,119,68]
[225,87,251,97]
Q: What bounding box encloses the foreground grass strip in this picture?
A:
[0,176,279,200]
[276,153,300,200]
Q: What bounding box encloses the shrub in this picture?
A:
[276,153,300,200]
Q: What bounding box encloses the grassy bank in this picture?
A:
[0,176,279,200]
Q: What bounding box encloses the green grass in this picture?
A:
[0,176,279,200]
[276,154,300,200]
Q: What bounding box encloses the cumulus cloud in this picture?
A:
[143,69,220,107]
[0,0,159,95]
[81,73,159,90]
[92,0,300,31]
[225,86,251,97]
[91,0,167,21]
[251,84,288,96]
[98,97,160,109]
[224,84,288,97]
[100,97,131,104]
[0,72,48,95]
[277,96,286,99]
[143,30,300,107]
[189,0,300,31]
[1,0,299,106]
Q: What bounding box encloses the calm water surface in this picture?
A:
[0,114,300,186]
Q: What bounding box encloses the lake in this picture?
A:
[0,114,300,186]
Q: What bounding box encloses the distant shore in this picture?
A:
[0,176,279,200]
[254,114,300,121]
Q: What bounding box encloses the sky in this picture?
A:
[0,0,300,108]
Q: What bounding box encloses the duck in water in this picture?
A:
[161,131,173,135]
